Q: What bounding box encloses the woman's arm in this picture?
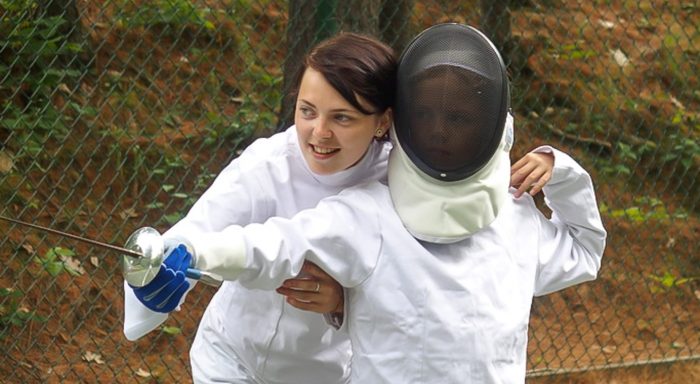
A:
[276,261,344,314]
[530,147,607,296]
[190,183,386,290]
[123,136,278,341]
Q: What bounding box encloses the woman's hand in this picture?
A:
[510,151,555,198]
[276,261,344,315]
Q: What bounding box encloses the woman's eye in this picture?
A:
[335,114,352,123]
[299,106,315,118]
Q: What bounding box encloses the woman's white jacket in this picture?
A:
[123,126,391,384]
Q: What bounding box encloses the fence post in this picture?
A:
[380,0,414,52]
[480,0,530,109]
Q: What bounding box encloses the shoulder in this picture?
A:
[313,181,390,216]
[338,180,389,201]
[317,181,389,233]
[225,127,300,174]
[507,189,537,209]
[239,127,297,162]
[496,190,542,225]
[338,182,391,221]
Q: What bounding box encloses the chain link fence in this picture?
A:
[0,0,698,382]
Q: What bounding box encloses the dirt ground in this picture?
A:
[1,0,698,383]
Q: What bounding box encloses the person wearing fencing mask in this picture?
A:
[390,21,513,243]
[144,23,606,382]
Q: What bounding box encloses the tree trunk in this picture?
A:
[279,0,318,130]
[336,0,380,36]
[480,0,529,92]
[480,0,513,64]
[379,0,415,52]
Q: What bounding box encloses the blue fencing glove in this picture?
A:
[130,244,192,313]
[163,243,192,272]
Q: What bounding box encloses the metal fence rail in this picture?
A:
[1,0,698,382]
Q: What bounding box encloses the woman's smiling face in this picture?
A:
[295,67,390,175]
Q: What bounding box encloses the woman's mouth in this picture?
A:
[310,144,340,156]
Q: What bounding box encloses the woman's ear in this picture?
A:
[374,109,393,140]
[379,108,393,132]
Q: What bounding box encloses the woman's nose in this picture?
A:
[313,118,333,139]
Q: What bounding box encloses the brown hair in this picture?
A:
[290,32,397,115]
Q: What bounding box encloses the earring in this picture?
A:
[375,129,383,138]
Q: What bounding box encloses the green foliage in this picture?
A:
[155,161,217,225]
[208,97,279,145]
[0,1,83,159]
[661,131,700,171]
[203,75,282,146]
[162,212,184,225]
[599,118,697,178]
[34,246,80,277]
[161,325,182,335]
[202,58,282,146]
[597,141,644,177]
[549,43,597,61]
[112,0,216,31]
[2,103,69,157]
[647,271,698,294]
[598,161,632,177]
[0,0,35,12]
[599,197,688,222]
[0,287,45,339]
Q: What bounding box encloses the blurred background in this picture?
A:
[0,0,698,382]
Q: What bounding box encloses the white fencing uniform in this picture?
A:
[190,148,607,383]
[123,126,391,384]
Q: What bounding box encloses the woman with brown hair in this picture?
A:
[125,32,396,383]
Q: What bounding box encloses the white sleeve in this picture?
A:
[533,147,607,296]
[122,144,271,341]
[165,155,269,237]
[123,282,169,341]
[323,286,347,330]
[191,186,384,290]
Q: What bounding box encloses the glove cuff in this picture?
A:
[163,234,196,256]
[190,226,247,280]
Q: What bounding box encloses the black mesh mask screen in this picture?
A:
[395,23,510,181]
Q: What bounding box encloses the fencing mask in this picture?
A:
[388,23,514,243]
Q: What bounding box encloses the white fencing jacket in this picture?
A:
[190,148,607,383]
[123,126,391,383]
